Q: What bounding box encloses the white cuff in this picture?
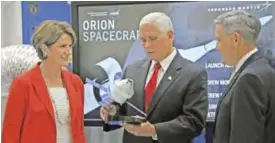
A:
[152,134,158,140]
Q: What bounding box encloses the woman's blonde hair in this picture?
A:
[31,20,77,60]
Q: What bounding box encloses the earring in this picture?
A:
[43,52,47,58]
[41,44,48,59]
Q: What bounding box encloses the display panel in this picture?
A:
[72,1,274,126]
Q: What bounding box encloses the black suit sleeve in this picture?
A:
[229,74,267,143]
[155,68,208,140]
[103,68,128,132]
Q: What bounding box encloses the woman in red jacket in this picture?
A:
[2,20,87,143]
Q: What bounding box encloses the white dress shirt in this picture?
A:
[145,47,177,88]
[234,48,258,73]
[144,47,177,140]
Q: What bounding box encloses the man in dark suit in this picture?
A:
[100,12,209,143]
[213,10,275,143]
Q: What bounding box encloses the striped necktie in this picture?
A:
[229,70,236,81]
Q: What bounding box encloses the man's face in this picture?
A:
[215,24,239,66]
[139,23,174,62]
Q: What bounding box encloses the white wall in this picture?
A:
[1,1,22,125]
[1,1,23,47]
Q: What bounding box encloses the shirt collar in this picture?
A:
[234,48,258,73]
[150,47,177,72]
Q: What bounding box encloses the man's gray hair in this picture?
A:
[214,10,261,44]
[32,20,77,60]
[139,12,174,32]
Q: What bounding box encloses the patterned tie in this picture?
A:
[229,70,236,81]
[145,62,161,112]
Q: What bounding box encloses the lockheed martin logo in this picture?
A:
[87,8,120,18]
[208,1,272,12]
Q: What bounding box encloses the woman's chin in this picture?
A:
[59,61,69,68]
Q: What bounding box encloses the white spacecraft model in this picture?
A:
[1,45,40,95]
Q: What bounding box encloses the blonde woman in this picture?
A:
[2,20,87,143]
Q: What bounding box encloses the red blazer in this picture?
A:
[2,63,87,143]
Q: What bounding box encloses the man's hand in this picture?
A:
[100,104,116,123]
[122,121,156,137]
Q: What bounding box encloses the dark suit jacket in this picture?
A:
[213,52,275,143]
[2,62,86,143]
[104,52,209,143]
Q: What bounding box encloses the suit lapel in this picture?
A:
[31,63,55,123]
[135,59,151,112]
[213,71,240,131]
[217,52,261,105]
[213,52,262,134]
[31,62,77,124]
[147,53,182,117]
[217,72,240,105]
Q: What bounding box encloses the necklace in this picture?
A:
[48,90,71,125]
[40,70,70,124]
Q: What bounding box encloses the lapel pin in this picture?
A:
[168,76,172,80]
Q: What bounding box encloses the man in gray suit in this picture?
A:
[213,10,275,143]
[100,12,209,143]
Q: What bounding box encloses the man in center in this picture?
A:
[101,12,209,143]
